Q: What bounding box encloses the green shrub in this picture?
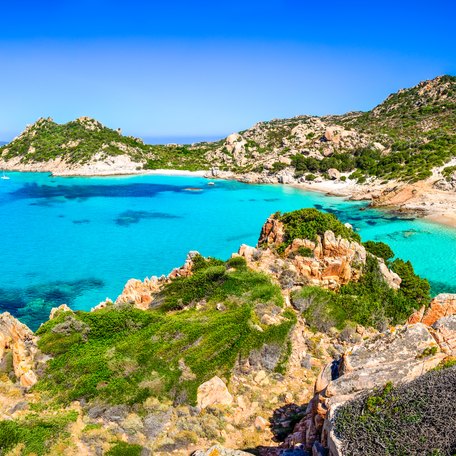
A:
[363,241,395,262]
[275,208,361,250]
[297,246,313,257]
[295,255,430,331]
[390,258,431,306]
[107,442,143,456]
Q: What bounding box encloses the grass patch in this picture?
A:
[0,411,77,455]
[35,259,294,406]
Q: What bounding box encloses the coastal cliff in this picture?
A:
[0,208,453,455]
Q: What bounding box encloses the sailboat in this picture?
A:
[1,170,10,180]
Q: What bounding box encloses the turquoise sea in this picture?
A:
[1,172,456,330]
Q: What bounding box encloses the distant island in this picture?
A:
[1,75,456,226]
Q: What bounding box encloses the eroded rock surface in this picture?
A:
[266,323,447,456]
[239,216,399,291]
[0,312,38,388]
[197,376,233,409]
[408,293,456,326]
[113,251,200,309]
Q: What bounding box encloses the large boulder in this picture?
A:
[327,168,341,180]
[196,376,233,409]
[432,315,456,356]
[326,324,443,398]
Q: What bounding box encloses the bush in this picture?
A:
[363,241,395,262]
[334,367,456,455]
[390,258,431,306]
[276,208,361,250]
[107,442,143,456]
[295,255,429,331]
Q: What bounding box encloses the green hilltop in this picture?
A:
[1,75,455,181]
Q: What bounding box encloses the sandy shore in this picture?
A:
[2,157,456,229]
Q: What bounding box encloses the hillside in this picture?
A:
[1,76,455,184]
[1,208,454,455]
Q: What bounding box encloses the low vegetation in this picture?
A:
[0,411,77,455]
[35,256,295,406]
[2,76,455,182]
[293,248,430,332]
[334,366,456,455]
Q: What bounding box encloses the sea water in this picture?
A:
[1,172,455,329]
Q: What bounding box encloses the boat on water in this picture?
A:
[207,182,215,186]
[1,171,10,180]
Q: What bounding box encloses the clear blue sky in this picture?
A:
[0,0,455,142]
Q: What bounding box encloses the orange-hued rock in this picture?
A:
[239,215,399,292]
[258,216,285,246]
[49,304,72,320]
[432,316,456,356]
[408,294,456,326]
[114,251,200,309]
[0,312,38,388]
[422,294,456,326]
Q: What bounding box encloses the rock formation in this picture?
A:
[49,303,72,320]
[263,302,456,456]
[196,376,233,409]
[0,312,38,388]
[113,251,200,310]
[408,293,456,326]
[239,215,400,291]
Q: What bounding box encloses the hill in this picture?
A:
[1,76,455,183]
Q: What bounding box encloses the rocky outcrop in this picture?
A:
[0,312,38,388]
[241,216,399,291]
[408,293,456,326]
[49,304,72,320]
[114,251,200,310]
[267,323,446,456]
[196,376,233,409]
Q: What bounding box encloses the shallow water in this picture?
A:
[1,172,455,329]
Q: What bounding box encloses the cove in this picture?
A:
[1,171,455,330]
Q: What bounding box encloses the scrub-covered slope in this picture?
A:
[0,208,449,456]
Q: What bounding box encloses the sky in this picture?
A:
[0,0,455,142]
